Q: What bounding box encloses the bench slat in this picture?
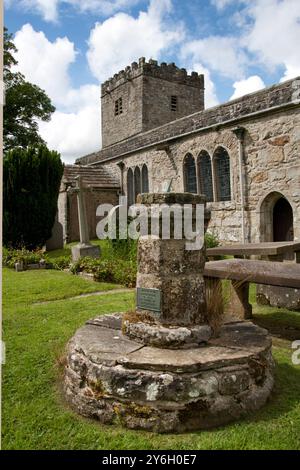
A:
[206,242,300,256]
[204,259,300,289]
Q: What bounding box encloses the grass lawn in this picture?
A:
[2,268,300,450]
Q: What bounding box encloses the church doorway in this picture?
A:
[260,192,294,242]
[273,197,294,242]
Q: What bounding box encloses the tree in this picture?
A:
[3,28,55,151]
[3,146,64,249]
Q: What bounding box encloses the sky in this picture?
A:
[4,0,300,163]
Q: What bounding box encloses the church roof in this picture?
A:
[76,75,300,166]
[62,165,120,190]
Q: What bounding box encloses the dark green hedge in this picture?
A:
[3,146,64,249]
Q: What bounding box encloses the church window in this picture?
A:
[214,147,231,202]
[127,168,134,206]
[198,151,214,202]
[134,167,141,201]
[183,153,197,194]
[142,164,149,193]
[115,97,123,116]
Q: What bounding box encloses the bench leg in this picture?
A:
[228,281,252,320]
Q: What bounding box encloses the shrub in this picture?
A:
[2,247,45,268]
[3,145,64,249]
[45,256,71,271]
[70,257,137,288]
[205,231,220,249]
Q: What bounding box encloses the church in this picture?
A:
[60,57,300,244]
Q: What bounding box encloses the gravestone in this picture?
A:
[70,176,100,261]
[45,213,64,251]
[64,192,275,433]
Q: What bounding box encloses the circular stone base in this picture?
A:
[64,314,275,433]
[123,320,212,348]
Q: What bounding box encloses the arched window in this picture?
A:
[183,153,197,193]
[142,164,149,193]
[127,168,134,206]
[134,166,141,201]
[214,147,231,202]
[198,151,213,202]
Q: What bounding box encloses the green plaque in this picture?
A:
[137,288,161,314]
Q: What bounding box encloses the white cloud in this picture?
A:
[13,24,76,106]
[181,36,247,80]
[87,0,184,82]
[243,0,300,81]
[5,0,142,22]
[230,75,265,100]
[12,24,100,163]
[281,65,300,82]
[191,63,219,108]
[38,85,101,163]
[5,0,59,22]
[203,0,300,84]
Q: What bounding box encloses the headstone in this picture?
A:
[45,213,64,251]
[15,261,24,272]
[70,176,100,262]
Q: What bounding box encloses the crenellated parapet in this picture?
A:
[101,57,204,96]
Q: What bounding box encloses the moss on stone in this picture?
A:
[124,402,155,419]
[122,310,155,334]
[88,379,107,399]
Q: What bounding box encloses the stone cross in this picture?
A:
[74,175,90,245]
[69,175,100,261]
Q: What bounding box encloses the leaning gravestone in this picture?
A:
[64,192,274,433]
[70,175,100,261]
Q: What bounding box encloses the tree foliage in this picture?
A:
[3,28,55,151]
[3,146,64,249]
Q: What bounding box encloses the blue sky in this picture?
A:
[4,0,300,162]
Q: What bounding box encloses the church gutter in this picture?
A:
[85,99,300,166]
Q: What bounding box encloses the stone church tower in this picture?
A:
[101,57,205,148]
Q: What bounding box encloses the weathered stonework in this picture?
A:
[64,316,274,433]
[122,192,212,347]
[257,285,300,311]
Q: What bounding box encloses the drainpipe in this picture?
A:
[232,127,247,243]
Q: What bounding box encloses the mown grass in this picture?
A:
[3,267,122,304]
[2,268,300,450]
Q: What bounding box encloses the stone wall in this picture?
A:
[101,74,144,148]
[142,75,204,132]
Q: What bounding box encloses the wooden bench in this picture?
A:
[204,259,300,320]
